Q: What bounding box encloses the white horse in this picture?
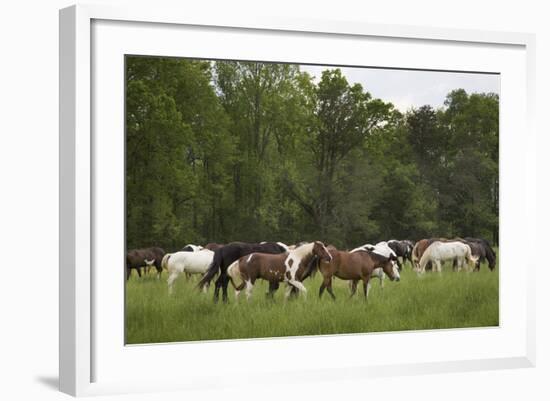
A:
[417,241,478,273]
[163,249,214,294]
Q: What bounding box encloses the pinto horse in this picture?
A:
[226,241,332,300]
[126,247,165,280]
[386,240,414,269]
[197,242,288,303]
[318,245,400,300]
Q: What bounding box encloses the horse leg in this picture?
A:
[155,262,162,279]
[326,279,336,301]
[136,267,142,278]
[348,280,358,298]
[475,257,482,271]
[167,271,179,295]
[126,266,131,281]
[362,276,371,299]
[436,260,442,273]
[319,282,326,299]
[267,281,279,299]
[289,286,299,299]
[245,279,254,301]
[287,279,307,296]
[319,275,331,299]
[221,275,230,303]
[284,284,295,300]
[213,276,222,303]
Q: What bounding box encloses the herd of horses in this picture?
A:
[126,236,497,303]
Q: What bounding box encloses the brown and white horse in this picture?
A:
[226,241,332,300]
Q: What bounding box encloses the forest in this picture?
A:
[125,56,499,251]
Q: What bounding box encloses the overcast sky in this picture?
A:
[300,65,500,112]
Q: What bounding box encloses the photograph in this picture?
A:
[124,55,499,344]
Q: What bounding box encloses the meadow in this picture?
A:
[125,252,499,344]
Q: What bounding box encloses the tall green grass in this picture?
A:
[125,256,499,344]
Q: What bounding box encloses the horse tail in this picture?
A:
[484,244,497,270]
[197,250,222,290]
[161,253,172,272]
[226,260,243,290]
[412,242,421,267]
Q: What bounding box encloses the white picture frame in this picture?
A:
[59,4,536,397]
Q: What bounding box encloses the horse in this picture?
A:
[226,241,332,300]
[163,249,215,294]
[463,237,496,271]
[386,239,415,269]
[411,238,443,270]
[318,245,400,300]
[349,242,399,292]
[417,241,478,273]
[351,241,396,258]
[126,247,165,280]
[172,244,205,279]
[197,242,288,303]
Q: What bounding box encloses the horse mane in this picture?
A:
[300,254,320,281]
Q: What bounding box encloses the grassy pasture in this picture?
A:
[125,254,499,344]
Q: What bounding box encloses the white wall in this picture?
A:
[0,0,547,399]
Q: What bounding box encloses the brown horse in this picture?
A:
[226,241,332,300]
[318,246,400,300]
[126,247,165,280]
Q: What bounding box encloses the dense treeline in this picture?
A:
[126,57,498,251]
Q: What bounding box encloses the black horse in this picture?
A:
[387,240,414,270]
[197,241,288,303]
[463,237,496,271]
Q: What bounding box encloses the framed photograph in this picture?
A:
[59,4,536,396]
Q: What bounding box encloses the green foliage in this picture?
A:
[125,57,499,251]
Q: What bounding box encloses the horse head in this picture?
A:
[382,255,400,282]
[313,241,332,262]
